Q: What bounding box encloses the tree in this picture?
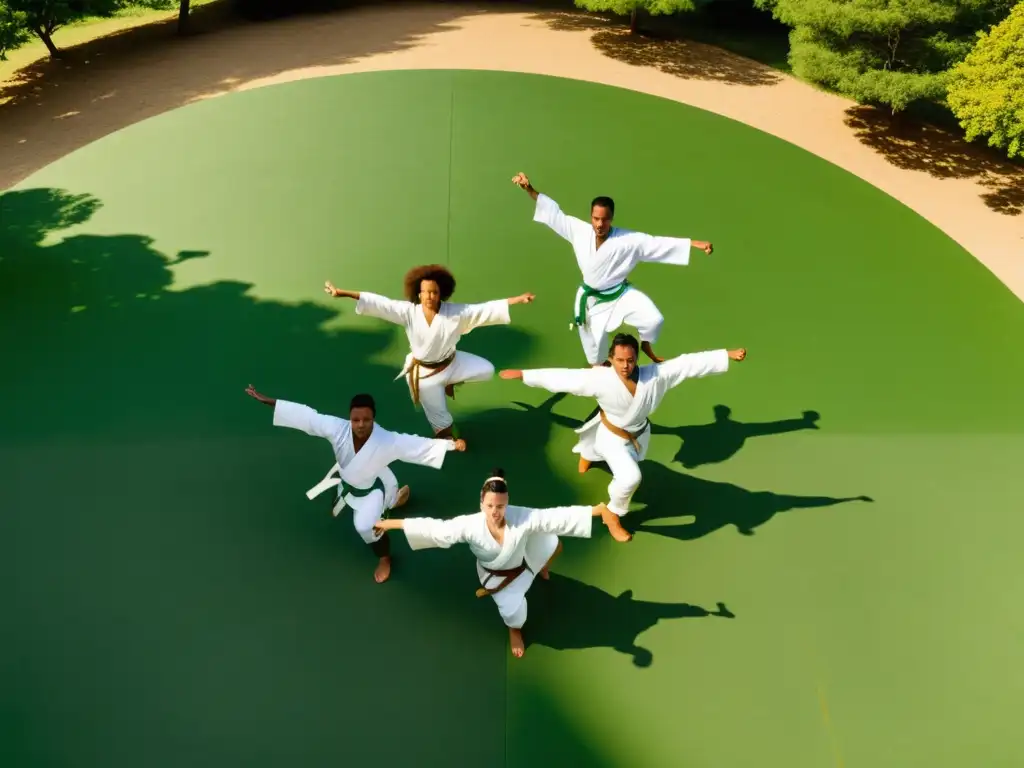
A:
[573,0,708,34]
[177,0,188,35]
[0,2,31,60]
[756,0,1017,114]
[6,0,173,59]
[947,1,1024,158]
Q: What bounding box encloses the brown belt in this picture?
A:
[599,410,647,453]
[408,352,456,406]
[475,562,530,598]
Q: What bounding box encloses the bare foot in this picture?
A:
[394,485,410,508]
[578,457,591,474]
[374,556,392,583]
[601,507,633,542]
[509,628,525,658]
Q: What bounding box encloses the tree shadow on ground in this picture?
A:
[525,573,734,666]
[844,105,1024,217]
[650,404,820,469]
[0,0,480,188]
[1,186,702,765]
[532,8,782,87]
[0,185,525,766]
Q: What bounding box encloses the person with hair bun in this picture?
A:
[374,468,613,658]
[324,265,535,439]
[501,333,746,542]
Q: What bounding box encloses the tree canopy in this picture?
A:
[573,0,708,33]
[947,0,1024,158]
[757,0,1017,113]
[1,2,31,60]
[3,0,175,58]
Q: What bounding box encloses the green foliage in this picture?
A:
[0,2,32,60]
[3,0,173,56]
[947,1,1024,157]
[757,0,1017,113]
[573,0,706,26]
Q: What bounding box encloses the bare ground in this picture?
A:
[2,1,1021,300]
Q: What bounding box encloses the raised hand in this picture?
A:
[453,439,467,452]
[245,384,275,406]
[324,281,339,297]
[511,172,530,189]
[728,349,747,362]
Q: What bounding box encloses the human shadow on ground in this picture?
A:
[515,399,870,540]
[844,105,1024,217]
[0,0,480,188]
[533,8,782,87]
[650,404,820,469]
[525,573,734,667]
[631,461,872,541]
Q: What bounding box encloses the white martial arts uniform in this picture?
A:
[521,349,731,515]
[533,193,696,364]
[402,505,594,628]
[272,399,458,544]
[355,292,511,431]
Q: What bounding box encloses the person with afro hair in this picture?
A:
[325,264,535,439]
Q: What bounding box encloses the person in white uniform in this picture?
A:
[374,468,616,658]
[512,171,713,366]
[245,385,466,583]
[325,263,535,438]
[499,333,746,542]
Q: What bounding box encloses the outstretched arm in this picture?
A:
[374,514,473,550]
[512,172,587,243]
[246,386,348,440]
[657,348,746,389]
[388,431,467,470]
[499,367,603,399]
[631,231,712,268]
[324,282,360,300]
[326,281,413,324]
[522,504,609,538]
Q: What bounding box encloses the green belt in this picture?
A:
[574,281,629,327]
[340,477,386,499]
[339,476,389,518]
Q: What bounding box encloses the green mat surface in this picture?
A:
[2,69,1023,768]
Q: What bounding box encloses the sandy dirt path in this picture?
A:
[1,2,1020,301]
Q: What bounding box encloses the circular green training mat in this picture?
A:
[2,69,1023,768]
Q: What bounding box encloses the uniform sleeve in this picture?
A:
[456,299,512,334]
[522,505,594,538]
[533,193,589,242]
[355,292,415,326]
[387,431,457,469]
[657,349,730,389]
[273,400,347,441]
[402,515,473,550]
[632,232,693,266]
[521,368,602,398]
